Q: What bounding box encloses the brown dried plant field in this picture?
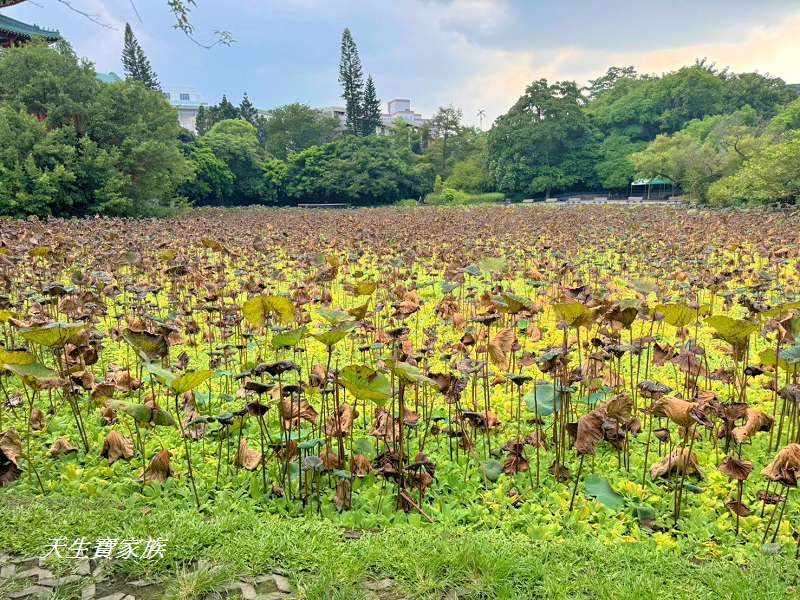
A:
[1,204,800,599]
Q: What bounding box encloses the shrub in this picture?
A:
[425,188,505,205]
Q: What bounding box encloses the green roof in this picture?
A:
[0,14,60,41]
[632,177,672,186]
[96,72,123,84]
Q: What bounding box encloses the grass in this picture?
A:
[1,495,798,599]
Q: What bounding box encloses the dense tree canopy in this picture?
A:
[284,136,431,205]
[257,103,339,160]
[0,42,190,217]
[488,80,598,196]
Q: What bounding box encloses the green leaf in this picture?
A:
[310,322,356,348]
[705,315,758,350]
[19,322,85,348]
[0,349,35,366]
[243,295,295,326]
[553,303,592,328]
[584,474,624,508]
[628,279,658,296]
[655,303,695,329]
[317,307,352,324]
[338,365,391,405]
[523,383,571,417]
[481,459,503,483]
[779,343,800,365]
[170,370,213,394]
[145,362,176,386]
[385,359,433,385]
[478,256,506,274]
[271,326,306,350]
[354,280,377,296]
[4,362,61,385]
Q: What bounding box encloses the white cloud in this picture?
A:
[430,9,800,127]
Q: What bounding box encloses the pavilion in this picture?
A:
[0,0,60,48]
[630,177,675,201]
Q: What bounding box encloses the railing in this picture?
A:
[296,203,351,209]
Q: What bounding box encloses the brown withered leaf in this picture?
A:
[101,430,135,465]
[30,408,44,431]
[326,403,357,437]
[719,455,753,481]
[651,396,698,428]
[140,449,172,484]
[335,478,352,511]
[235,438,262,470]
[49,437,78,457]
[488,328,516,367]
[725,499,751,517]
[575,408,606,456]
[0,429,22,486]
[606,393,633,423]
[731,409,773,443]
[761,443,800,486]
[351,453,372,478]
[280,398,319,429]
[650,448,704,480]
[320,445,342,471]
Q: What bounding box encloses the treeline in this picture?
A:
[2,38,800,218]
[488,61,800,203]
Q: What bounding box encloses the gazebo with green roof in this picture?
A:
[630,177,675,201]
[0,0,61,48]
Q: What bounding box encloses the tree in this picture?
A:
[445,155,490,193]
[708,131,800,205]
[361,75,382,135]
[257,103,339,160]
[213,95,240,121]
[487,79,597,197]
[632,109,758,202]
[430,106,462,170]
[284,136,431,205]
[0,42,189,217]
[338,28,364,135]
[180,145,234,205]
[122,23,160,91]
[239,93,259,126]
[587,66,638,100]
[594,134,645,189]
[195,105,212,135]
[202,119,275,204]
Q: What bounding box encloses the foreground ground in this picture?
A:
[1,205,800,598]
[1,496,798,600]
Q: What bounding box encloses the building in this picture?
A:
[163,88,208,132]
[383,99,427,128]
[96,72,122,84]
[0,0,60,48]
[321,98,429,134]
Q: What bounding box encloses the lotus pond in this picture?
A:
[2,204,800,574]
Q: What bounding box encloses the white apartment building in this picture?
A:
[164,88,207,132]
[320,98,428,133]
[166,87,428,135]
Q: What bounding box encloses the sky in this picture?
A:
[7,0,800,128]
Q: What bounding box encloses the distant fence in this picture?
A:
[296,203,351,209]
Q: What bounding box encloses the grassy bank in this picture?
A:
[1,495,797,600]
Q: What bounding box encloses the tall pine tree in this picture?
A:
[122,23,161,91]
[361,75,382,135]
[213,95,240,121]
[239,93,258,125]
[195,105,211,135]
[338,28,364,136]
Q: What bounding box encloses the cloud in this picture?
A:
[431,7,800,127]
